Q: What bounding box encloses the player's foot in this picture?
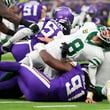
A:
[106,80,110,102]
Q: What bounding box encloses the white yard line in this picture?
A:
[0,101,31,104]
[33,104,77,108]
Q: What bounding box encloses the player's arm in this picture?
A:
[84,72,96,104]
[0,2,21,24]
[0,21,15,35]
[39,50,76,72]
[0,1,40,33]
[2,21,44,53]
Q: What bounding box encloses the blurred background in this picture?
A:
[17,0,110,26]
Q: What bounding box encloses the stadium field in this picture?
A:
[0,53,110,110]
[0,99,109,110]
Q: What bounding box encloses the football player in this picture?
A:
[19,22,106,85]
[0,0,40,35]
[53,6,74,35]
[0,56,95,103]
[2,0,64,62]
[0,51,110,103]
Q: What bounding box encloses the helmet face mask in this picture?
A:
[58,19,71,35]
[97,26,110,43]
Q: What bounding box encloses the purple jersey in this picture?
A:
[17,1,42,23]
[30,17,63,46]
[11,17,63,62]
[50,65,87,101]
[0,62,87,101]
[18,64,86,101]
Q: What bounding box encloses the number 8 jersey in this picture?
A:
[45,22,104,62]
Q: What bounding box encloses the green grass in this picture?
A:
[1,52,15,61]
[0,53,110,110]
[0,99,109,110]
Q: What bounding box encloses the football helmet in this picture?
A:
[53,6,74,35]
[97,26,110,43]
[87,5,97,17]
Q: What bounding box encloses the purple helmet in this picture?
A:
[53,6,74,24]
[87,5,97,15]
[53,6,74,35]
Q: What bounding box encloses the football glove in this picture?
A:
[60,42,69,58]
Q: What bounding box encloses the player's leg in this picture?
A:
[20,49,45,69]
[11,41,31,62]
[94,81,110,102]
[18,64,50,101]
[0,70,16,81]
[0,76,23,98]
[0,62,23,98]
[0,61,50,100]
[96,51,110,86]
[0,61,20,72]
[102,80,110,102]
[82,44,104,86]
[93,86,106,101]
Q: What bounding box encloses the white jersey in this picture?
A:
[45,22,101,60]
[22,22,104,79]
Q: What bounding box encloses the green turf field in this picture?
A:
[2,52,15,61]
[0,53,110,110]
[0,99,109,110]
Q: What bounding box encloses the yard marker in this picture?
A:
[33,104,77,108]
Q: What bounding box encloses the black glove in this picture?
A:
[29,23,39,33]
[60,42,69,58]
[20,19,39,33]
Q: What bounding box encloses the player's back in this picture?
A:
[31,17,63,45]
[49,64,86,101]
[18,0,42,23]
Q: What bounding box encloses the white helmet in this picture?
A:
[97,26,110,43]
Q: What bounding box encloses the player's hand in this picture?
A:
[85,98,96,104]
[29,23,39,34]
[60,42,69,58]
